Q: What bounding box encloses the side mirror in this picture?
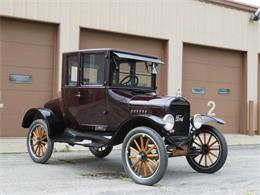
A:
[103,81,107,86]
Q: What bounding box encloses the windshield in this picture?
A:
[110,58,157,90]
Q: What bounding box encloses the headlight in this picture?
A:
[192,114,203,129]
[163,114,175,131]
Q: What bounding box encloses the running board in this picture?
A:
[62,128,110,145]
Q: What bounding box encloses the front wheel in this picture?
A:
[27,119,54,164]
[186,125,228,173]
[122,127,168,186]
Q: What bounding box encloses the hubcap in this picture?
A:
[126,133,160,178]
[30,125,48,157]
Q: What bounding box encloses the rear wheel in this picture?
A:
[186,125,227,173]
[89,145,113,158]
[122,127,168,186]
[27,119,54,164]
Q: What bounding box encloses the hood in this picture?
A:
[129,93,175,108]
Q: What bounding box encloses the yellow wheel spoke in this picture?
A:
[41,141,48,145]
[33,132,38,139]
[32,137,37,141]
[144,138,150,151]
[146,161,154,173]
[130,147,139,154]
[147,158,158,167]
[132,159,140,168]
[146,145,156,154]
[128,155,137,159]
[134,140,141,152]
[41,136,47,140]
[137,162,142,174]
[143,162,148,177]
[140,136,144,151]
[147,154,159,158]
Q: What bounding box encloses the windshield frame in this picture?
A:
[109,55,158,91]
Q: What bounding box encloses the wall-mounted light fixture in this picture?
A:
[251,8,260,21]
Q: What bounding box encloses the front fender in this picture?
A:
[200,115,225,125]
[191,114,225,126]
[110,115,167,146]
[22,108,64,138]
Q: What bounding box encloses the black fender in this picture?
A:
[22,108,65,139]
[110,115,167,146]
[191,114,225,127]
[200,115,225,125]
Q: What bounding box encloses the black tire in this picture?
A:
[89,145,113,158]
[121,126,168,186]
[186,125,228,173]
[27,119,54,164]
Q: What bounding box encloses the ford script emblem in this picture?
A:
[175,115,184,122]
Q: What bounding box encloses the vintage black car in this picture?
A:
[22,48,227,185]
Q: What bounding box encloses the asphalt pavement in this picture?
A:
[0,145,260,195]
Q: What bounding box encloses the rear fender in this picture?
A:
[22,108,64,138]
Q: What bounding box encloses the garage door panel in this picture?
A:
[2,66,53,92]
[2,90,51,114]
[189,99,240,117]
[0,18,57,137]
[80,30,163,57]
[1,41,54,68]
[1,18,55,47]
[183,81,241,101]
[183,44,242,133]
[1,115,26,137]
[184,45,242,68]
[183,62,241,84]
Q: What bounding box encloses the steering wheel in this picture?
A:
[120,75,139,86]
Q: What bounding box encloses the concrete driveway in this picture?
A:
[0,145,259,195]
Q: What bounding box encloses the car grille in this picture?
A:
[167,97,190,136]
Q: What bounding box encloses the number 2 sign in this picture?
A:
[207,100,216,116]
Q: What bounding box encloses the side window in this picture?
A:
[82,53,105,85]
[66,55,78,86]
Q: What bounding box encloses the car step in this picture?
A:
[62,128,110,145]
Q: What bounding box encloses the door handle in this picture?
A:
[0,103,3,108]
[75,92,81,98]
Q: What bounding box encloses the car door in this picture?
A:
[76,52,108,130]
[62,53,81,128]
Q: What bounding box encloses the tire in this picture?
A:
[89,145,113,158]
[27,119,54,164]
[186,125,228,173]
[121,126,168,186]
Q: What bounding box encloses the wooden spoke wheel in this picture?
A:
[27,119,54,164]
[122,127,168,186]
[186,125,228,173]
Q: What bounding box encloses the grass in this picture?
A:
[79,172,96,177]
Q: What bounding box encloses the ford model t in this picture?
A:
[22,48,227,185]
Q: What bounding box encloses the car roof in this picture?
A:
[63,48,160,60]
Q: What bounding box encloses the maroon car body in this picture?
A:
[22,48,228,186]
